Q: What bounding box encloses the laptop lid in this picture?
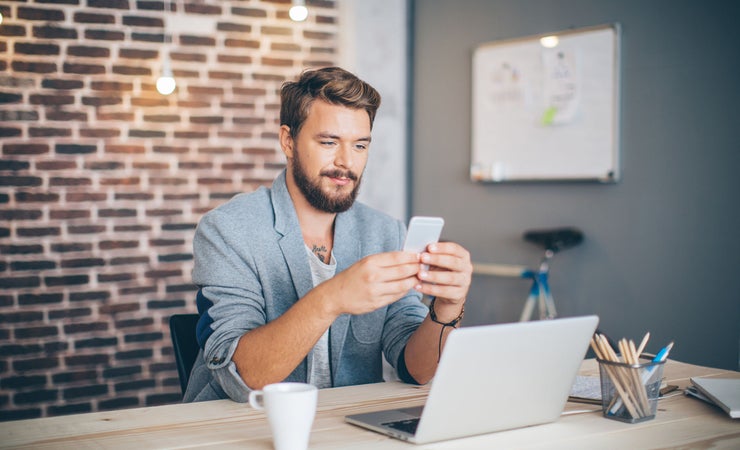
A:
[346,315,599,444]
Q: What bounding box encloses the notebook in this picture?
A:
[689,377,740,419]
[345,315,599,444]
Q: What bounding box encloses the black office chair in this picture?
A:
[169,313,201,396]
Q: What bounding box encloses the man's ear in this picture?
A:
[279,125,294,160]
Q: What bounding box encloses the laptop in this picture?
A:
[345,315,599,444]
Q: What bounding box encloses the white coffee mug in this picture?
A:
[248,382,318,450]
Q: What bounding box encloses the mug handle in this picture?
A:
[248,390,265,410]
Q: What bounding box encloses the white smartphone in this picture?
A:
[403,216,444,254]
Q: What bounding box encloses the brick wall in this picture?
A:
[0,0,338,421]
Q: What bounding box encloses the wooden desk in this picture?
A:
[1,359,738,449]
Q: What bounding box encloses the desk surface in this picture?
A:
[1,359,738,449]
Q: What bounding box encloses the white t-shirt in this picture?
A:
[304,246,336,389]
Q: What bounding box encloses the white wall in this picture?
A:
[339,0,409,221]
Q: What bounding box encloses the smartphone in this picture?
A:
[403,216,444,254]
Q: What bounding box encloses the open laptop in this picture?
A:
[345,315,599,444]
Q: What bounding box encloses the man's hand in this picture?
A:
[319,251,421,317]
[413,242,472,322]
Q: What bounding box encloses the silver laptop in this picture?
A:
[345,315,599,444]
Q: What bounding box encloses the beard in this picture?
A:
[290,148,363,214]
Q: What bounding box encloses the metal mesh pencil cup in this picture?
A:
[597,358,665,423]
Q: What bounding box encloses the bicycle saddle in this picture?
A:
[523,227,583,252]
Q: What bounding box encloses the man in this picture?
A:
[184,67,472,402]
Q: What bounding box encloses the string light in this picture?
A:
[156,1,176,95]
[289,0,308,22]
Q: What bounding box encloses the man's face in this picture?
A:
[286,100,371,213]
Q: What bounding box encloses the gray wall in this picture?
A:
[412,0,739,370]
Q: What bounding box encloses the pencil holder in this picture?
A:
[597,358,665,423]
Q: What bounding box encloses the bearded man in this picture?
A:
[184,67,472,402]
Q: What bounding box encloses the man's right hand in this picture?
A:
[318,251,421,317]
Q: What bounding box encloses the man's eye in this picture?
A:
[320,141,336,146]
[355,144,367,151]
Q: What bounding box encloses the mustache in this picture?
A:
[320,169,358,181]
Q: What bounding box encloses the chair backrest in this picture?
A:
[169,313,200,396]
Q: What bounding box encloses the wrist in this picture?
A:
[428,297,464,327]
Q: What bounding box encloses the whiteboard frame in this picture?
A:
[471,24,621,183]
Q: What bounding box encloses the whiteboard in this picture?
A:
[471,24,620,182]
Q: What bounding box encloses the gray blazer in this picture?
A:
[183,171,428,402]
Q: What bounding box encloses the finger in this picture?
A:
[372,250,421,267]
[420,252,468,273]
[414,281,466,301]
[418,268,467,287]
[427,242,470,259]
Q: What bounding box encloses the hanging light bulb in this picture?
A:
[156,52,176,95]
[0,12,4,25]
[289,0,308,22]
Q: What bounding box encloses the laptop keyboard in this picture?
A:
[382,418,419,435]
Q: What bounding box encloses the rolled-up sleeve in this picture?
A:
[193,210,266,401]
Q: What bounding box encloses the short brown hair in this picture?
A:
[280,67,381,139]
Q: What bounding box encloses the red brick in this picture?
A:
[224,38,260,49]
[180,35,216,46]
[18,7,65,21]
[74,12,115,24]
[33,25,78,40]
[64,63,106,74]
[68,45,110,58]
[3,143,50,155]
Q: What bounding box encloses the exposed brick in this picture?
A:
[91,81,133,92]
[0,210,42,221]
[132,32,164,42]
[0,92,23,103]
[15,326,59,339]
[0,176,43,187]
[49,177,93,187]
[0,311,45,323]
[33,25,78,40]
[119,285,156,296]
[217,54,252,64]
[98,209,137,218]
[74,12,115,24]
[68,45,110,58]
[0,127,22,137]
[180,35,215,46]
[68,225,106,234]
[115,317,153,328]
[18,7,66,21]
[113,65,151,76]
[98,273,135,283]
[0,276,41,289]
[103,365,142,378]
[63,322,109,333]
[63,384,108,400]
[85,29,125,40]
[48,307,92,320]
[88,0,129,9]
[0,375,47,389]
[51,242,93,252]
[75,337,118,349]
[224,38,260,49]
[82,96,123,106]
[11,61,57,74]
[147,299,186,309]
[217,22,251,33]
[99,397,139,410]
[137,1,165,11]
[116,348,152,360]
[65,354,110,367]
[3,143,50,155]
[47,403,93,416]
[15,42,61,56]
[124,332,163,343]
[14,389,58,405]
[37,161,77,171]
[170,51,207,62]
[63,62,106,75]
[0,160,31,171]
[146,393,181,406]
[105,144,145,154]
[18,293,64,308]
[52,370,98,384]
[110,256,149,265]
[30,127,73,137]
[232,7,267,18]
[61,258,105,268]
[0,24,27,37]
[13,357,59,371]
[11,260,56,271]
[129,129,166,138]
[80,128,120,138]
[56,144,97,154]
[44,275,89,286]
[99,302,139,314]
[66,192,106,202]
[46,111,88,121]
[122,15,163,27]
